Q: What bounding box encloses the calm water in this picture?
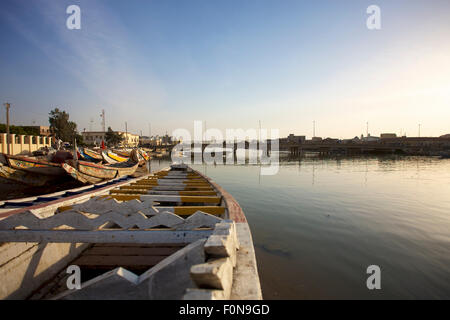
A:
[150,156,450,299]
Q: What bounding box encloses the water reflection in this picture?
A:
[150,155,450,299]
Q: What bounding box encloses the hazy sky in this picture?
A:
[0,0,449,138]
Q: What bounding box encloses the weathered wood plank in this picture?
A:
[158,206,225,216]
[190,257,234,299]
[93,243,186,248]
[83,246,181,256]
[0,229,213,243]
[73,255,166,267]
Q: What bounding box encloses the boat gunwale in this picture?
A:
[192,169,246,223]
[6,155,63,168]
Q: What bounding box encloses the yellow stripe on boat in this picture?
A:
[110,189,148,195]
[179,196,221,203]
[178,190,217,196]
[106,195,141,201]
[107,152,128,162]
[57,205,73,213]
[169,206,225,216]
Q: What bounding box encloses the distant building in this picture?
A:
[381,133,397,139]
[323,138,339,143]
[120,132,139,147]
[361,134,380,142]
[82,130,139,147]
[440,134,450,139]
[140,135,179,146]
[82,131,106,145]
[379,137,450,148]
[287,134,306,144]
[342,136,361,144]
[311,137,322,142]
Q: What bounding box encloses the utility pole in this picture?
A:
[4,103,10,155]
[100,109,106,132]
[418,124,421,137]
[125,122,128,147]
[313,120,315,138]
[258,120,262,141]
[366,122,369,137]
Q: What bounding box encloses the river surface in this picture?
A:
[149,155,450,299]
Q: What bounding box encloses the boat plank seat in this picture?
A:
[122,185,215,191]
[110,190,217,196]
[106,194,222,204]
[157,206,225,216]
[133,181,211,186]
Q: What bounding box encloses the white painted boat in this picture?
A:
[0,164,261,300]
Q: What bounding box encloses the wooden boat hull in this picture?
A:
[0,164,261,300]
[107,151,128,162]
[0,163,55,186]
[112,149,131,157]
[77,161,119,179]
[83,148,103,161]
[62,163,105,184]
[63,158,139,184]
[78,148,101,162]
[102,151,118,164]
[138,149,150,161]
[6,155,65,176]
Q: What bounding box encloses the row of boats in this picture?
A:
[0,147,151,187]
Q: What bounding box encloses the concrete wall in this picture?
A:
[0,133,53,155]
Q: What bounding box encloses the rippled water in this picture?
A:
[150,156,450,299]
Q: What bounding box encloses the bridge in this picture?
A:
[142,138,450,157]
[280,142,406,156]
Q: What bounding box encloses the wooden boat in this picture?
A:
[78,148,102,162]
[0,164,261,300]
[5,154,65,176]
[0,163,55,186]
[101,151,118,164]
[62,155,139,184]
[138,148,150,161]
[112,149,132,157]
[102,151,129,164]
[83,148,103,161]
[107,151,128,163]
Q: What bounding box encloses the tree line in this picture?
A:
[48,108,124,147]
[2,108,125,147]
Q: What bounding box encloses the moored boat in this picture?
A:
[5,154,66,176]
[0,162,56,186]
[62,155,139,184]
[0,164,261,300]
[112,149,132,157]
[78,148,102,162]
[101,151,118,164]
[106,151,128,162]
[138,148,150,161]
[83,148,103,161]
